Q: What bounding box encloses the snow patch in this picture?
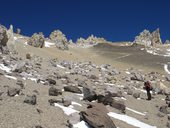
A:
[108,112,157,128]
[164,64,170,74]
[73,121,90,128]
[0,64,12,73]
[4,75,17,80]
[45,41,55,48]
[57,64,65,69]
[126,107,146,116]
[54,103,79,115]
[14,37,17,40]
[72,101,82,106]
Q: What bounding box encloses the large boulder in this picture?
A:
[49,30,68,50]
[80,103,116,128]
[110,100,126,113]
[64,85,82,94]
[28,32,45,48]
[0,24,8,53]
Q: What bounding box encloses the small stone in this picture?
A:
[46,78,56,85]
[63,100,71,107]
[49,87,62,96]
[24,95,36,105]
[26,53,31,59]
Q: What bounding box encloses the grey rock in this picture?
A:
[7,87,20,97]
[110,100,126,113]
[83,87,97,102]
[127,89,133,95]
[63,100,71,107]
[48,99,63,105]
[49,87,62,96]
[133,92,141,99]
[68,113,81,127]
[167,121,170,128]
[89,74,98,80]
[159,106,170,114]
[24,95,37,105]
[131,72,144,81]
[12,61,26,73]
[16,80,24,88]
[80,103,116,128]
[64,86,82,94]
[151,28,162,46]
[0,24,8,53]
[46,78,56,85]
[28,32,45,48]
[97,94,113,105]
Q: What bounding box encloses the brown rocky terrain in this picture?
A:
[0,24,170,128]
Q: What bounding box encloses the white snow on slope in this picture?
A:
[57,64,65,69]
[0,64,11,73]
[164,64,170,74]
[126,107,146,116]
[108,112,157,128]
[73,121,90,128]
[4,75,17,80]
[54,103,79,115]
[45,41,55,48]
[72,101,82,106]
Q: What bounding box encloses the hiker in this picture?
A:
[144,81,152,100]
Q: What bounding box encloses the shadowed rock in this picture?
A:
[24,95,37,105]
[83,87,97,102]
[49,87,62,96]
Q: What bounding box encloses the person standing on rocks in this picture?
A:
[144,81,153,100]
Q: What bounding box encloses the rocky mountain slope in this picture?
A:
[0,24,170,128]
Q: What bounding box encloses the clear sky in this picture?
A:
[0,0,169,42]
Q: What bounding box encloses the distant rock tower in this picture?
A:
[151,28,162,46]
[134,28,162,47]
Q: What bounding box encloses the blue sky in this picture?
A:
[0,0,169,42]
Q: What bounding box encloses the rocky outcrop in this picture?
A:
[151,28,162,46]
[49,30,68,50]
[76,35,106,47]
[16,28,21,34]
[134,28,162,47]
[80,103,116,128]
[28,32,45,48]
[0,24,8,53]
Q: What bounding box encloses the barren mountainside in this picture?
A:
[0,24,170,128]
